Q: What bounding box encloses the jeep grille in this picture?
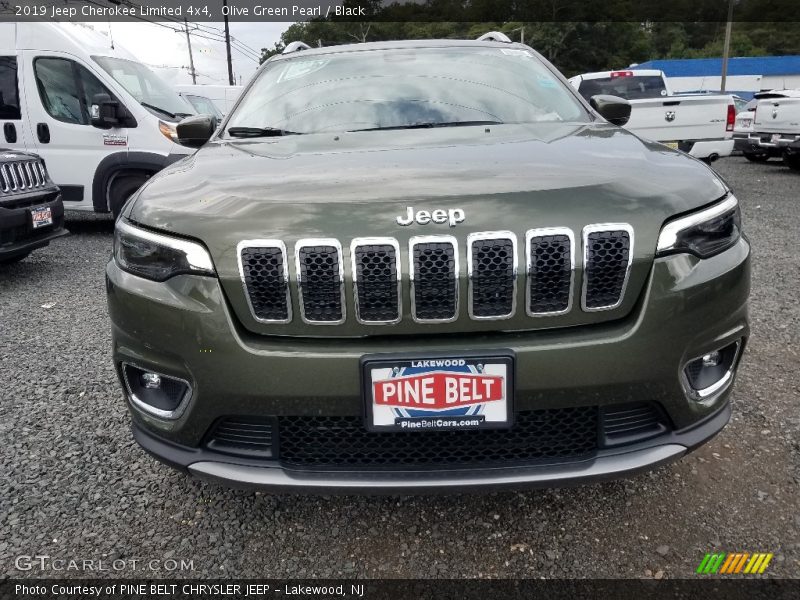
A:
[0,160,48,194]
[237,225,633,327]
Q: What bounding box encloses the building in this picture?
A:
[632,56,800,98]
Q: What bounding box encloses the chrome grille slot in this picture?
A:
[296,239,345,324]
[468,232,516,319]
[410,236,458,323]
[16,163,28,188]
[582,224,633,311]
[238,241,291,323]
[0,165,9,192]
[351,238,401,324]
[526,228,574,316]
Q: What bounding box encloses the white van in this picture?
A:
[0,22,197,216]
[175,84,242,118]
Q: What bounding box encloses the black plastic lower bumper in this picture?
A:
[132,401,732,493]
[0,195,67,259]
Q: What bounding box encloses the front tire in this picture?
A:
[744,150,769,163]
[109,171,151,219]
[784,152,800,171]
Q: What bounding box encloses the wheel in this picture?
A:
[0,252,30,265]
[784,152,800,171]
[109,171,152,219]
[743,150,769,163]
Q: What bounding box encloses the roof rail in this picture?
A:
[476,32,512,43]
[283,41,312,54]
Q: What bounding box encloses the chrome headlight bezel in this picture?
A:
[656,195,741,259]
[113,219,215,282]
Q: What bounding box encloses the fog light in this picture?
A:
[141,372,162,389]
[682,341,741,401]
[701,352,721,368]
[121,363,191,419]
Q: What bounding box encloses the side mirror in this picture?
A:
[90,93,123,129]
[176,114,216,148]
[590,94,632,127]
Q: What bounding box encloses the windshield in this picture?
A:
[225,47,588,136]
[578,75,668,101]
[183,93,223,119]
[92,56,194,120]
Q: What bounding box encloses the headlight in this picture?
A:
[158,120,178,142]
[114,219,215,281]
[656,195,741,259]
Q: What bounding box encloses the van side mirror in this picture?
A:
[589,94,632,127]
[90,93,125,129]
[176,114,216,148]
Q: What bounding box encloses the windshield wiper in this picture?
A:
[227,126,302,138]
[351,120,503,132]
[140,102,177,119]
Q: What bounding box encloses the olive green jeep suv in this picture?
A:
[106,35,749,492]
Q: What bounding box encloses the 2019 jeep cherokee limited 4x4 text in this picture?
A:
[106,38,750,492]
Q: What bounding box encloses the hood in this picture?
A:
[127,122,728,338]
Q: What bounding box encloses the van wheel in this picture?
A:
[109,171,152,219]
[744,150,769,163]
[784,152,800,171]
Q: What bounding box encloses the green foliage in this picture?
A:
[259,17,800,77]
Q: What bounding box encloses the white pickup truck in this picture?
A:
[748,90,800,171]
[569,69,735,162]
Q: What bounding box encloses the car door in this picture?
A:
[0,55,29,150]
[21,51,130,209]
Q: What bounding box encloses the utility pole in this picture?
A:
[184,18,196,84]
[223,0,234,85]
[720,0,735,92]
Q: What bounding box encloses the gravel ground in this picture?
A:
[1,157,798,580]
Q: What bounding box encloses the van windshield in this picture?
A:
[226,46,589,136]
[92,56,194,120]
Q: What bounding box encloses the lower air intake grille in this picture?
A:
[584,228,631,310]
[277,407,598,469]
[240,246,290,322]
[353,242,400,323]
[298,242,344,323]
[411,239,457,321]
[469,235,515,318]
[206,418,275,458]
[527,232,572,314]
[601,402,667,446]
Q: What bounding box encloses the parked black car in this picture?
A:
[0,149,66,264]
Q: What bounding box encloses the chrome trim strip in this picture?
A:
[9,162,19,189]
[25,162,37,187]
[295,237,346,325]
[525,227,575,317]
[680,340,742,403]
[0,165,9,192]
[236,239,292,324]
[466,231,517,321]
[121,362,193,421]
[350,237,402,325]
[116,219,215,272]
[656,195,738,254]
[581,223,634,312]
[15,163,26,189]
[38,162,47,182]
[408,235,459,324]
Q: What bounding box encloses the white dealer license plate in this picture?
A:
[362,352,514,432]
[31,206,53,229]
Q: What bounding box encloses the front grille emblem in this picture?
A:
[396,206,465,227]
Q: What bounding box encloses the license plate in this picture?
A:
[771,133,781,143]
[30,206,53,229]
[362,352,514,432]
[664,141,679,150]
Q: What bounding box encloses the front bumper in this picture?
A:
[0,195,67,259]
[107,237,750,491]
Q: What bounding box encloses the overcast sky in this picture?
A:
[98,21,291,86]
